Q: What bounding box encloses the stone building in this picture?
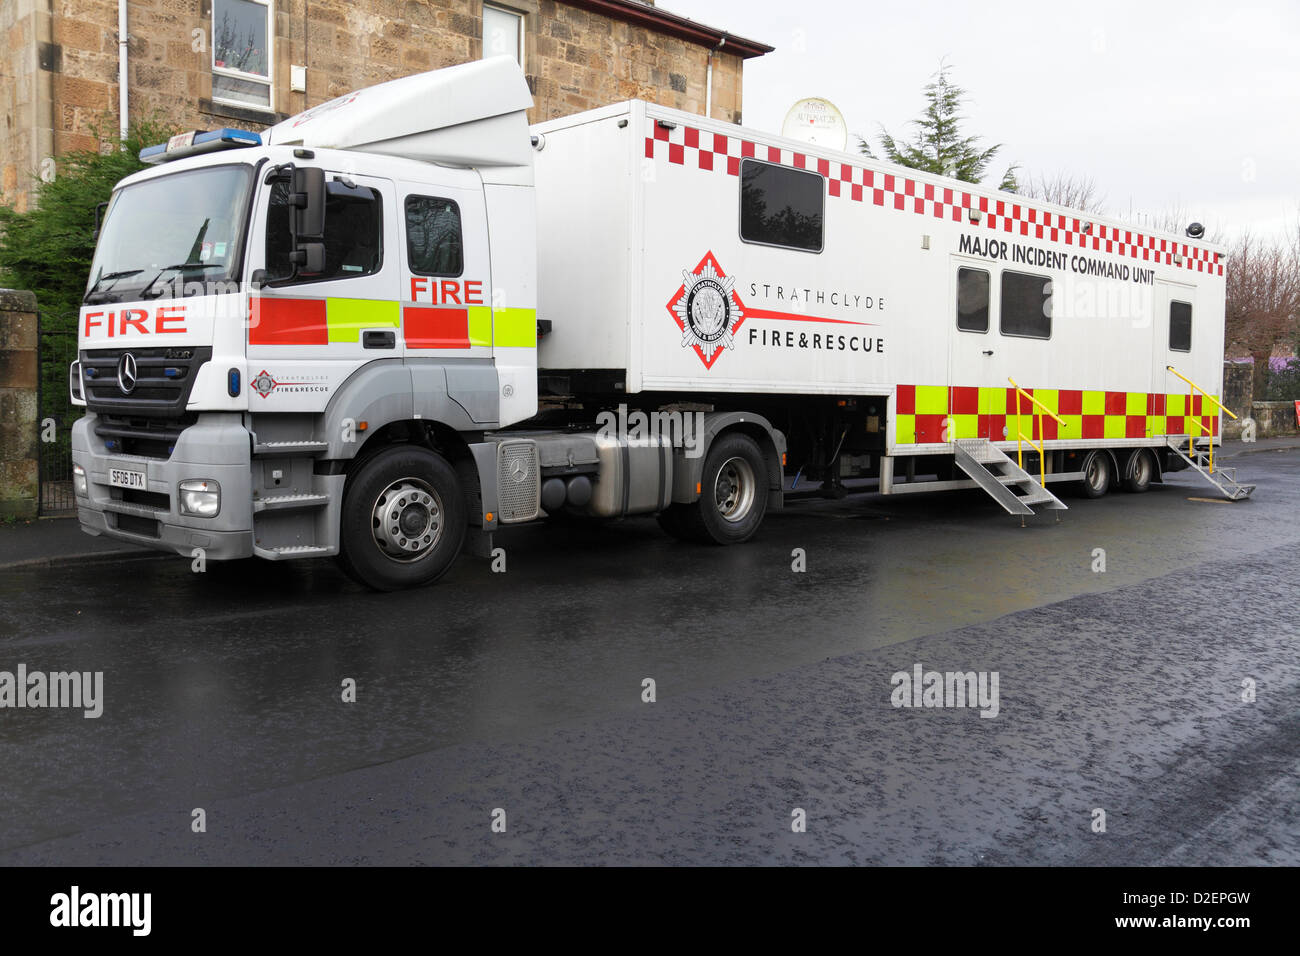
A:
[1,0,770,211]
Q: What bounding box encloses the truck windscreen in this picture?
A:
[85,164,253,304]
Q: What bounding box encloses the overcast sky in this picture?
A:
[677,0,1298,241]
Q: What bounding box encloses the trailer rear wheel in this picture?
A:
[1077,451,1112,499]
[1122,449,1154,493]
[337,445,466,591]
[677,433,768,545]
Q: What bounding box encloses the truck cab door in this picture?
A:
[398,170,499,426]
[246,166,399,409]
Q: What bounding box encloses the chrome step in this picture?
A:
[254,440,328,457]
[253,543,333,559]
[253,493,332,513]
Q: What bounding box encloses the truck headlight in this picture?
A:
[73,463,88,497]
[179,479,221,517]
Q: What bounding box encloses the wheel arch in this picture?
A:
[669,411,786,507]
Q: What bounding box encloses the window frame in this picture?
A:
[211,0,274,112]
[404,195,466,279]
[262,174,386,287]
[482,3,525,68]
[1168,300,1193,352]
[998,269,1053,341]
[737,157,826,255]
[955,266,991,334]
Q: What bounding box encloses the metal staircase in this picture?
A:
[1165,438,1255,501]
[951,438,1068,518]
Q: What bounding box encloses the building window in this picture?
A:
[739,158,824,253]
[482,4,523,65]
[956,267,989,332]
[1169,301,1192,351]
[265,178,383,283]
[999,271,1052,339]
[213,0,273,110]
[405,196,464,276]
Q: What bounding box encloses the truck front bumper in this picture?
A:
[71,412,255,561]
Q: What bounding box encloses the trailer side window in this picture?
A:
[265,178,384,283]
[1000,271,1052,339]
[405,196,463,277]
[739,159,824,253]
[956,268,989,332]
[1169,301,1192,351]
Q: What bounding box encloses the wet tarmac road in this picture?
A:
[1,448,1297,864]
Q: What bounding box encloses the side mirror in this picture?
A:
[290,241,326,277]
[93,200,109,240]
[291,166,326,240]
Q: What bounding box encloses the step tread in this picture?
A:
[255,492,332,509]
[254,440,328,456]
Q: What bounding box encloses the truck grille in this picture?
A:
[496,440,540,523]
[80,346,212,418]
[93,412,196,459]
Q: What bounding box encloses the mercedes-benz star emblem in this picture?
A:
[117,352,138,395]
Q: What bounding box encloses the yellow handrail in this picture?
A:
[1166,366,1238,420]
[1008,377,1067,486]
[1166,366,1236,474]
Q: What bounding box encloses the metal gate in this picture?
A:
[37,316,78,515]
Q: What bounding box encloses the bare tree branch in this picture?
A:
[1019,172,1107,214]
[1224,230,1300,397]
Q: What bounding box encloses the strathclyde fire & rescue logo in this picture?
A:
[252,369,280,398]
[251,369,331,398]
[667,252,745,369]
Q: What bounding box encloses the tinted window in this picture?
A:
[740,158,824,252]
[956,268,989,332]
[1169,301,1192,351]
[265,178,383,282]
[1000,271,1052,339]
[406,196,464,276]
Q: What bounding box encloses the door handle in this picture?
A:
[363,330,396,349]
[982,350,994,356]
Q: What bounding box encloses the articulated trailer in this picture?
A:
[69,57,1249,590]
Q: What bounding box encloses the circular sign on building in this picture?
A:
[781,98,848,151]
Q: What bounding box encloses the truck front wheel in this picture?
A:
[672,432,768,545]
[337,445,467,591]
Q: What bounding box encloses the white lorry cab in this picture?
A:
[70,57,1250,590]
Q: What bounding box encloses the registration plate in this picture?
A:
[109,468,146,490]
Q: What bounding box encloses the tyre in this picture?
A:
[676,432,768,545]
[1122,449,1154,493]
[1077,451,1112,499]
[336,445,467,591]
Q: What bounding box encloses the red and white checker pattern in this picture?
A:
[645,120,1223,277]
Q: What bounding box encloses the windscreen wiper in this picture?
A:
[138,262,221,299]
[84,269,144,303]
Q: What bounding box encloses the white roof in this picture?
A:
[265,57,534,169]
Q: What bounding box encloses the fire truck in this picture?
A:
[69,57,1248,590]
